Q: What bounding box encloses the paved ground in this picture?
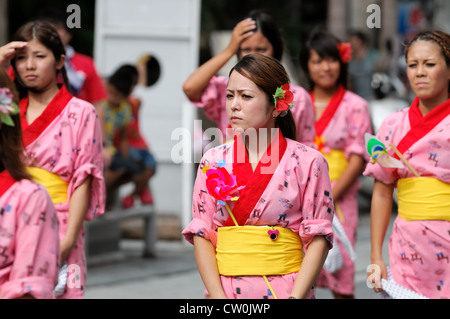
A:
[84,212,394,299]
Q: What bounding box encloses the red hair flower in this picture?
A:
[337,42,353,63]
[273,84,294,112]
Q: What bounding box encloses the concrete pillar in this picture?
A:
[0,0,8,45]
[327,0,348,40]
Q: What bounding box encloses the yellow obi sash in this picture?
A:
[216,226,304,276]
[323,149,348,182]
[397,177,450,221]
[27,167,69,204]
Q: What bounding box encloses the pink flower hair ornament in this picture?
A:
[0,88,19,127]
[273,84,294,117]
[337,42,353,63]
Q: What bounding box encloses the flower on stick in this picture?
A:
[0,88,19,127]
[203,162,244,226]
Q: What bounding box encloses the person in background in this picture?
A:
[301,29,373,299]
[37,8,108,109]
[348,30,378,101]
[364,30,450,299]
[3,20,105,299]
[183,9,315,146]
[103,64,156,209]
[0,68,60,299]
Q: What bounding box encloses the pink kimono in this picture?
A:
[19,85,106,299]
[364,98,450,299]
[182,131,334,299]
[190,75,316,146]
[312,87,372,296]
[0,171,59,299]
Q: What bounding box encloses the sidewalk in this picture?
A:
[84,212,394,299]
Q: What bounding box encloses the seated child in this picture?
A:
[103,64,156,209]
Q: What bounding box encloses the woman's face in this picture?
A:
[307,49,341,90]
[239,31,274,60]
[406,40,450,103]
[226,70,275,132]
[14,38,64,92]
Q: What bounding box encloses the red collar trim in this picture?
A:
[0,171,16,198]
[226,129,287,226]
[310,85,346,137]
[395,97,450,158]
[20,85,73,147]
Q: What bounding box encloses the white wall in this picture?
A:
[94,0,200,225]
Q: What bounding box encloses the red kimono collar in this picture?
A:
[20,85,73,147]
[225,129,287,226]
[310,85,346,137]
[395,97,450,158]
[0,170,16,198]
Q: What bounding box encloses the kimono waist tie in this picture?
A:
[216,226,304,276]
[27,167,69,204]
[322,149,347,221]
[323,149,348,182]
[397,177,450,221]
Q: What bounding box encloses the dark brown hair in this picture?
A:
[238,10,284,61]
[405,30,450,93]
[300,28,349,91]
[11,20,70,99]
[0,69,31,181]
[229,53,297,141]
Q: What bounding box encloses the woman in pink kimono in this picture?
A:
[183,10,315,146]
[0,69,59,299]
[364,30,450,299]
[4,21,105,299]
[301,30,373,299]
[182,54,334,299]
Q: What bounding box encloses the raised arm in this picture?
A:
[182,18,256,102]
[0,42,27,67]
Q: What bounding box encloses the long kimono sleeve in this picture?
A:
[345,96,373,161]
[363,113,400,185]
[189,76,229,132]
[69,103,105,221]
[298,153,334,249]
[0,185,59,299]
[182,156,219,246]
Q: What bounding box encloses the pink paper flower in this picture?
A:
[205,167,244,202]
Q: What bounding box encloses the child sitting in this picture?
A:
[103,64,156,209]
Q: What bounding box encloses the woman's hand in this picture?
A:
[226,18,256,56]
[0,42,27,66]
[368,257,388,293]
[60,236,76,264]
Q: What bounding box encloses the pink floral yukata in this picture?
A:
[364,97,450,299]
[19,85,105,299]
[0,171,59,299]
[182,131,334,299]
[311,87,372,296]
[190,75,316,147]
